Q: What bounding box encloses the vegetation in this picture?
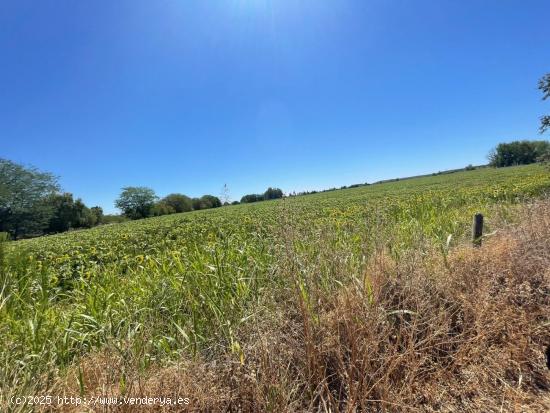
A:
[114,186,158,220]
[101,214,129,225]
[0,159,104,239]
[1,164,549,411]
[0,158,227,238]
[160,193,193,213]
[539,72,550,133]
[488,140,550,167]
[241,187,284,203]
[46,193,103,232]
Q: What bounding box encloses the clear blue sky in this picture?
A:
[1,0,549,213]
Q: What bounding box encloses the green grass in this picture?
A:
[1,164,549,404]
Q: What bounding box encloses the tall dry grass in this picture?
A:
[52,201,550,412]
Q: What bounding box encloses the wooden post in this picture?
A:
[472,213,483,247]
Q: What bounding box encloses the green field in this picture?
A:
[1,164,549,402]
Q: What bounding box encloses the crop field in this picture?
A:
[1,164,550,410]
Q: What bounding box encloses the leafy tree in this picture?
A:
[75,203,103,228]
[539,73,550,134]
[263,187,284,200]
[74,200,97,228]
[200,195,222,209]
[46,193,77,232]
[0,159,59,238]
[161,193,193,213]
[151,201,176,216]
[90,206,104,226]
[115,187,158,220]
[191,195,222,210]
[191,197,205,210]
[46,193,98,232]
[488,140,550,167]
[241,188,284,203]
[240,193,262,203]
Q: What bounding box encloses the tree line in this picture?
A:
[240,187,284,203]
[0,159,227,239]
[114,187,223,220]
[0,157,286,239]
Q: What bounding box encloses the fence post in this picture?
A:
[472,213,483,247]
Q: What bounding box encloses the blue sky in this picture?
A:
[1,0,549,213]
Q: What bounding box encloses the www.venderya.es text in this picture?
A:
[9,395,190,407]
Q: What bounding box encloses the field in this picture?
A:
[1,164,550,411]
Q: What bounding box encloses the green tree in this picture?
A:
[240,193,261,203]
[539,73,550,134]
[47,193,77,232]
[488,140,550,167]
[191,197,203,210]
[115,187,158,220]
[90,206,104,226]
[46,194,98,232]
[161,193,193,213]
[192,195,221,210]
[73,199,95,228]
[200,195,222,209]
[263,187,284,200]
[0,159,59,238]
[151,201,176,216]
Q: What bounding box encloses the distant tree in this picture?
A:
[72,198,92,228]
[161,193,192,213]
[240,193,261,203]
[191,197,204,210]
[231,200,240,205]
[200,195,222,209]
[189,195,222,210]
[115,187,157,220]
[263,187,284,200]
[90,206,104,226]
[46,193,77,232]
[0,159,59,238]
[488,140,550,167]
[47,194,98,231]
[539,73,550,134]
[151,201,176,216]
[465,164,475,171]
